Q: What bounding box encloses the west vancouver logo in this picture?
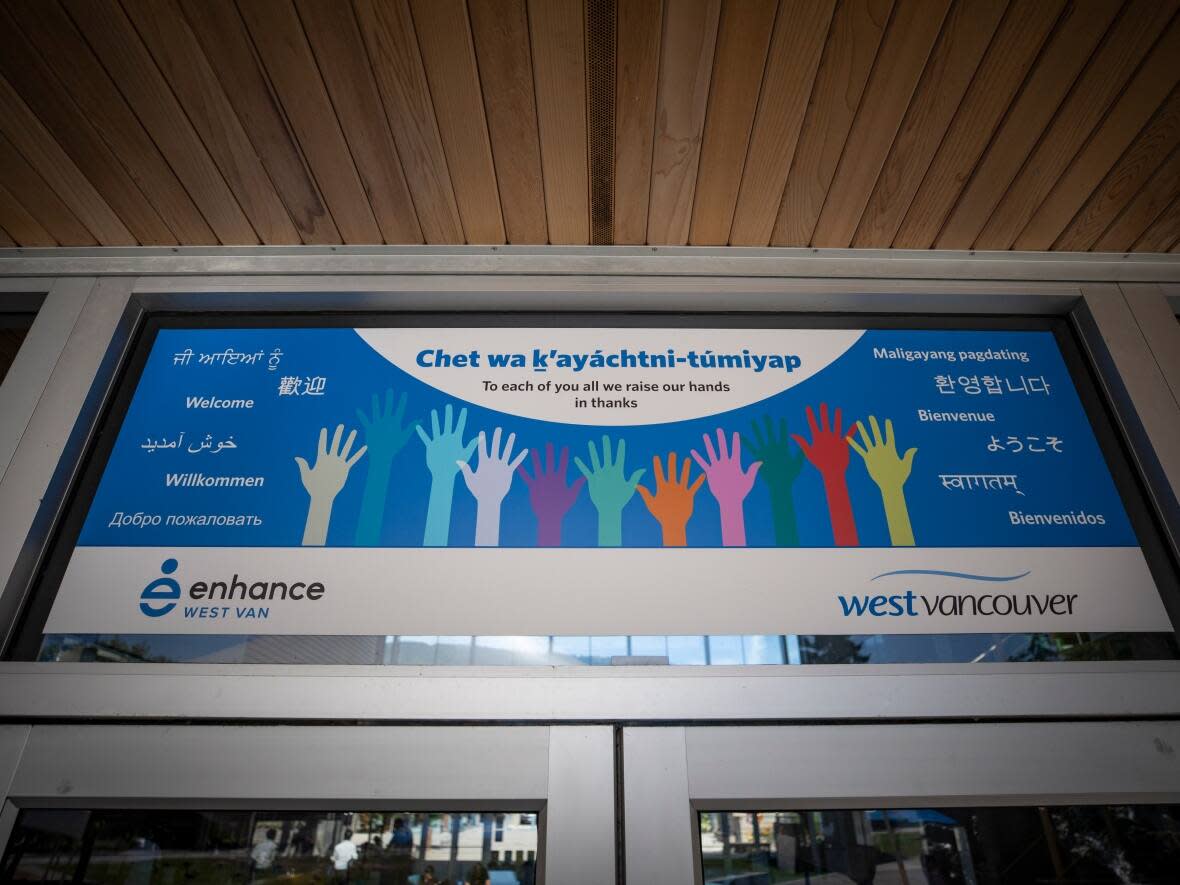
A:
[836,568,1080,618]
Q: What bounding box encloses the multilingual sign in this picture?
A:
[43,325,1172,637]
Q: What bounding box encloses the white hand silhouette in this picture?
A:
[294,424,367,545]
[457,427,527,546]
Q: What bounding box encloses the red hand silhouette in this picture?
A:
[792,403,851,475]
[792,404,859,546]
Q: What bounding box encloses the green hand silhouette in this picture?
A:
[742,415,806,546]
[847,415,917,546]
[573,435,645,547]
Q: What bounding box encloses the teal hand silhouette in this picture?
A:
[415,404,478,546]
[354,389,418,545]
[742,415,806,546]
[358,389,418,464]
[573,435,645,547]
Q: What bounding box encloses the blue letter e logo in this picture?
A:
[140,558,180,617]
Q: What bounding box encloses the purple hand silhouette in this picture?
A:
[517,442,586,546]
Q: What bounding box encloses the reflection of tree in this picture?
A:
[1004,633,1062,662]
[38,636,171,663]
[93,637,170,663]
[798,635,870,664]
[1052,805,1180,882]
[1007,632,1180,663]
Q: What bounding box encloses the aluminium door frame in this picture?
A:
[0,723,617,884]
[623,720,1180,885]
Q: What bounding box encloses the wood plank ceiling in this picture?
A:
[0,0,1177,252]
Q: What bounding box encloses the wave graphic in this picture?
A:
[871,569,1031,583]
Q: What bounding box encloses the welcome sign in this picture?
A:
[43,325,1172,637]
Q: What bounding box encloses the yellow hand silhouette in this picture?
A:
[847,416,917,546]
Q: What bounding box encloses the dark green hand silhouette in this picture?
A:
[742,415,806,546]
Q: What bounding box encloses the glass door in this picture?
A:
[2,807,541,883]
[622,722,1180,885]
[0,724,617,885]
[696,805,1180,884]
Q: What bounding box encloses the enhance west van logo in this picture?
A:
[139,558,182,617]
[138,559,326,621]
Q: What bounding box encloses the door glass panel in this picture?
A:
[698,805,1180,884]
[1,808,539,883]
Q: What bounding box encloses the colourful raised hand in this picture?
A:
[793,403,858,546]
[636,452,705,547]
[416,404,478,546]
[457,427,528,546]
[742,415,806,546]
[573,435,645,547]
[295,424,367,546]
[847,415,917,546]
[517,443,586,546]
[691,429,761,547]
[354,389,418,545]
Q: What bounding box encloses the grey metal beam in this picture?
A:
[0,245,1178,281]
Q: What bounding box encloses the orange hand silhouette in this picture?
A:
[636,452,705,547]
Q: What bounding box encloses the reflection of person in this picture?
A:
[290,826,313,856]
[330,829,359,882]
[919,822,961,885]
[122,836,159,885]
[389,817,413,853]
[251,828,279,879]
[385,817,413,884]
[464,863,491,885]
[361,834,384,868]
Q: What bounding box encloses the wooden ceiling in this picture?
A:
[0,0,1178,252]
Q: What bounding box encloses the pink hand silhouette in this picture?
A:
[690,429,761,547]
[517,442,586,546]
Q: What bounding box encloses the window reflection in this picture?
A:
[38,630,1180,666]
[2,808,540,884]
[699,805,1180,884]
